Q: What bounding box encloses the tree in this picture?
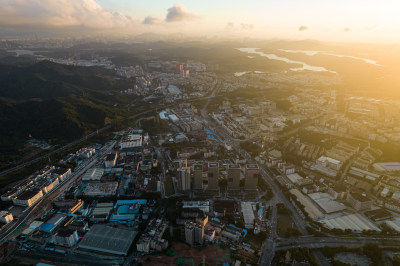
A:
[363,244,382,265]
[277,203,293,216]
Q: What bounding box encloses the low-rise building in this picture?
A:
[52,228,79,247]
[78,224,137,256]
[84,182,118,197]
[328,184,348,200]
[204,229,216,242]
[104,153,118,168]
[82,168,104,181]
[54,200,83,214]
[182,201,210,213]
[52,167,72,182]
[0,211,13,224]
[41,177,60,194]
[12,189,43,207]
[91,202,113,222]
[364,209,393,222]
[222,225,242,242]
[136,218,168,253]
[346,192,373,211]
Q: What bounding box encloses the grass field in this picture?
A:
[277,215,292,237]
[140,242,232,266]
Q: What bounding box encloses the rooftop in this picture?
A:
[105,153,117,161]
[373,162,400,172]
[82,168,104,181]
[321,213,381,232]
[246,164,259,170]
[229,164,241,169]
[194,164,203,171]
[78,224,137,256]
[208,162,218,168]
[332,184,347,193]
[364,209,393,221]
[350,192,371,202]
[56,228,76,237]
[16,189,41,200]
[53,167,70,176]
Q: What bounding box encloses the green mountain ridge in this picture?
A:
[0,58,133,166]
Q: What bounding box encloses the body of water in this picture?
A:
[9,49,35,56]
[279,49,381,66]
[234,71,265,76]
[237,48,336,73]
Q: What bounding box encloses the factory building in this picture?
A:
[104,153,118,168]
[328,184,348,200]
[346,192,373,211]
[78,224,137,256]
[82,168,104,182]
[0,211,13,224]
[52,167,71,182]
[52,228,79,247]
[12,189,43,207]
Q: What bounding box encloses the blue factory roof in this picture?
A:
[115,199,147,206]
[40,223,55,232]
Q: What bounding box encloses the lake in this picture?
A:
[236,48,337,74]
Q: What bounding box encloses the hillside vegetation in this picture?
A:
[0,58,136,167]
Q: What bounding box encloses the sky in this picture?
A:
[0,0,399,43]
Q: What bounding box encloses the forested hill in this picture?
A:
[0,60,129,99]
[0,58,134,166]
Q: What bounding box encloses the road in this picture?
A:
[0,125,111,177]
[155,147,167,198]
[199,85,333,265]
[276,236,400,250]
[0,88,221,179]
[0,141,116,244]
[339,142,371,181]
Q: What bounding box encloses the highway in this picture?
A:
[0,141,116,244]
[0,125,111,177]
[199,86,333,265]
[276,236,400,250]
[0,88,221,178]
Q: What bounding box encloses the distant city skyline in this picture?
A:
[0,0,399,43]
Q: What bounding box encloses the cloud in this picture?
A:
[143,16,160,25]
[365,25,377,31]
[298,25,308,31]
[0,0,136,28]
[225,22,254,31]
[343,27,351,32]
[225,22,235,30]
[165,4,198,23]
[241,23,254,31]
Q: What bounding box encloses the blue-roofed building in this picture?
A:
[115,199,147,206]
[40,223,55,233]
[36,263,55,266]
[109,199,148,222]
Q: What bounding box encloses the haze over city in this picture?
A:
[1,0,400,43]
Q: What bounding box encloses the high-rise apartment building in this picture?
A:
[207,162,219,190]
[227,164,241,191]
[245,164,259,191]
